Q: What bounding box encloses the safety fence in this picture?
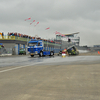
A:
[0,36,61,45]
[0,36,30,42]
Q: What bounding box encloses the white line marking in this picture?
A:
[0,62,43,73]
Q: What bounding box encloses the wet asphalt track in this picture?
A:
[0,55,100,68]
[0,54,100,100]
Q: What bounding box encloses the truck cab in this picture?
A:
[28,39,43,57]
[28,39,54,57]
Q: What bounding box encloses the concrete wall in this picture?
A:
[2,43,15,48]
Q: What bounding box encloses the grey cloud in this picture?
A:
[0,0,100,46]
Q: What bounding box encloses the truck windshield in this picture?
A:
[28,42,37,46]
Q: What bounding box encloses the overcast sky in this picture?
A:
[0,0,100,46]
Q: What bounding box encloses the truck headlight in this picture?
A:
[35,51,38,54]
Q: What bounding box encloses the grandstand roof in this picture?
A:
[63,32,79,36]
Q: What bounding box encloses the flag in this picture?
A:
[30,20,35,25]
[55,31,61,35]
[61,34,66,37]
[37,22,39,24]
[34,22,39,26]
[45,27,50,30]
[55,31,66,37]
[25,17,31,21]
[33,20,35,22]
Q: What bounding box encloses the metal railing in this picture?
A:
[0,36,30,42]
[0,36,61,46]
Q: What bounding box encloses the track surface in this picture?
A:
[0,55,100,100]
[0,55,100,67]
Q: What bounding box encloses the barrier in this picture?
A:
[0,36,15,40]
[0,36,30,42]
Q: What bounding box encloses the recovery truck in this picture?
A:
[58,45,79,56]
[67,45,79,55]
[28,39,54,57]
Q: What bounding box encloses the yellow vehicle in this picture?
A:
[19,48,26,55]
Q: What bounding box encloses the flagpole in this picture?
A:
[29,20,35,38]
[24,17,31,39]
[29,24,31,35]
[45,27,50,51]
[34,22,39,39]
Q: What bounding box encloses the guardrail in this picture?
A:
[0,36,15,40]
[0,36,31,42]
[0,36,61,46]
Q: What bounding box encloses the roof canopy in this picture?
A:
[64,32,79,36]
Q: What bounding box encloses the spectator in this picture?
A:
[1,45,4,48]
[2,32,4,36]
[8,32,10,36]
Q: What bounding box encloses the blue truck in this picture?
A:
[28,39,56,57]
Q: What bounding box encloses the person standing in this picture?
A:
[2,32,4,39]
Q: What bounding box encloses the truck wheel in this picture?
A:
[39,51,43,57]
[50,51,54,56]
